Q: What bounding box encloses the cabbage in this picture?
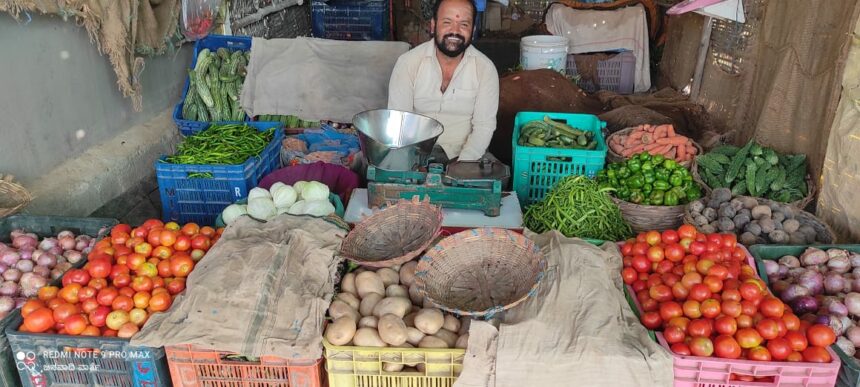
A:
[303,200,336,217]
[287,200,307,215]
[276,206,291,215]
[222,204,248,225]
[248,187,272,201]
[293,181,308,196]
[301,181,330,201]
[272,185,298,208]
[247,197,277,220]
[269,182,289,194]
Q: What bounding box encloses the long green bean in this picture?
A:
[164,124,275,165]
[524,175,632,241]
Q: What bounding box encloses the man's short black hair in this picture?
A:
[432,0,477,25]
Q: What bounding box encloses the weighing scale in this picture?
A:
[353,109,510,217]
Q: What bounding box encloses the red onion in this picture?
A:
[56,256,67,265]
[787,267,807,279]
[1,269,20,282]
[48,245,63,256]
[19,272,47,297]
[825,273,846,294]
[9,229,24,239]
[50,268,64,280]
[54,262,71,273]
[14,260,33,273]
[829,256,852,274]
[30,249,43,261]
[17,248,32,260]
[851,254,860,268]
[772,280,791,295]
[0,282,19,297]
[32,265,50,278]
[36,253,56,268]
[824,297,849,316]
[63,250,83,264]
[13,297,26,308]
[57,230,75,239]
[846,292,860,316]
[0,296,13,314]
[799,271,825,295]
[75,240,89,251]
[11,235,36,250]
[852,277,860,293]
[0,242,6,250]
[848,326,860,347]
[0,264,9,274]
[0,251,20,267]
[764,261,780,277]
[58,236,75,251]
[781,284,810,302]
[38,237,57,251]
[780,255,801,268]
[837,336,856,356]
[778,265,789,279]
[791,296,820,315]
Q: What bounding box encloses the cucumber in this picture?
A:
[195,72,215,108]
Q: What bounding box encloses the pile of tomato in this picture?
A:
[18,219,219,338]
[622,225,836,363]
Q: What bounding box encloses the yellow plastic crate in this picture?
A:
[323,339,465,387]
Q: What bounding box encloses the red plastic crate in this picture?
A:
[622,243,841,386]
[165,345,325,387]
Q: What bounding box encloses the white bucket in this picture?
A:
[520,35,569,73]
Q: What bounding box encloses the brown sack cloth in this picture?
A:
[130,215,347,360]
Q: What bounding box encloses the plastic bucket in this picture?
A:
[520,35,569,72]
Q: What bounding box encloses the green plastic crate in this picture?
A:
[750,244,860,387]
[511,112,607,207]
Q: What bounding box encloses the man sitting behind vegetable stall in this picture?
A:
[387,0,500,163]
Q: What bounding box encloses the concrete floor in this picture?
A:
[88,175,162,226]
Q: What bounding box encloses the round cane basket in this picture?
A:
[682,195,835,244]
[415,228,547,318]
[691,162,817,210]
[339,198,443,268]
[0,175,31,218]
[605,127,703,168]
[611,197,685,234]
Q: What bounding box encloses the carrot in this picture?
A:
[653,125,664,139]
[667,125,676,137]
[626,131,644,146]
[667,148,677,160]
[656,137,689,146]
[641,133,653,145]
[687,144,697,155]
[609,142,624,154]
[677,143,687,161]
[621,144,646,157]
[644,143,663,152]
[656,144,673,156]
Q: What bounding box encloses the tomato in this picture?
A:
[681,272,703,289]
[152,287,169,296]
[702,275,723,294]
[47,298,65,310]
[786,352,803,362]
[199,226,216,237]
[748,346,772,361]
[688,284,712,302]
[64,314,89,335]
[155,260,172,278]
[63,269,91,287]
[88,306,111,328]
[37,286,59,301]
[112,224,132,237]
[807,324,837,347]
[21,300,46,318]
[660,230,679,244]
[641,312,662,330]
[632,280,647,293]
[737,314,753,329]
[159,230,178,248]
[51,303,78,323]
[705,264,728,280]
[671,282,690,300]
[776,318,787,338]
[784,332,808,354]
[690,337,714,357]
[168,254,195,278]
[731,246,746,261]
[620,267,639,285]
[114,245,132,257]
[671,342,692,356]
[190,249,206,262]
[687,319,712,337]
[106,310,130,331]
[112,273,132,289]
[721,233,737,249]
[664,244,685,263]
[112,296,134,312]
[152,246,173,260]
[141,219,164,231]
[173,234,193,252]
[661,273,680,287]
[713,335,741,359]
[190,235,211,251]
[659,302,683,321]
[166,278,186,295]
[632,242,649,256]
[740,300,758,316]
[131,276,154,293]
[802,346,832,363]
[695,260,714,276]
[700,299,721,319]
[683,300,702,319]
[655,260,674,275]
[24,308,55,333]
[736,328,763,349]
[678,225,697,240]
[721,300,742,318]
[58,284,82,304]
[96,287,119,307]
[688,241,706,256]
[80,326,100,337]
[134,242,153,257]
[133,291,151,309]
[111,232,130,246]
[714,316,738,336]
[756,319,780,340]
[767,338,792,360]
[664,325,686,344]
[88,278,108,291]
[646,246,665,263]
[180,222,200,236]
[136,262,158,278]
[782,313,801,331]
[148,292,173,312]
[647,274,663,289]
[631,255,651,273]
[80,299,100,314]
[667,316,691,331]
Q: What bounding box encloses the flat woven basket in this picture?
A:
[605,127,703,168]
[339,197,443,268]
[691,162,816,210]
[415,228,547,318]
[0,175,31,218]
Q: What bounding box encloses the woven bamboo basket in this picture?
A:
[339,197,443,268]
[691,162,816,210]
[414,228,546,318]
[0,175,31,218]
[605,127,703,168]
[683,195,835,244]
[611,197,686,234]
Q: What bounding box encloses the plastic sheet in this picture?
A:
[182,0,222,40]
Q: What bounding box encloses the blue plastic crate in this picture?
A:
[156,122,285,225]
[311,0,389,41]
[174,35,253,136]
[512,112,607,207]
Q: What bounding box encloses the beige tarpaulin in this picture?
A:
[0,0,181,111]
[130,215,347,359]
[453,234,673,387]
[818,15,860,241]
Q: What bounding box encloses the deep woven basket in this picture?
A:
[611,197,685,234]
[339,198,443,268]
[415,228,547,318]
[691,162,816,210]
[682,195,836,244]
[0,175,31,218]
[605,127,703,168]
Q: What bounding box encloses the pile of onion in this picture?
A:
[0,229,96,318]
[767,247,860,359]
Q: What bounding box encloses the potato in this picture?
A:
[377,268,400,287]
[406,327,425,345]
[383,362,404,372]
[373,297,412,318]
[336,293,360,310]
[325,317,357,346]
[353,328,387,347]
[360,293,384,317]
[455,334,469,349]
[442,314,460,333]
[783,219,801,234]
[408,284,424,305]
[399,261,418,287]
[458,317,471,335]
[329,300,359,322]
[356,272,385,298]
[404,312,417,327]
[378,314,408,346]
[433,329,458,347]
[414,308,444,335]
[359,316,378,329]
[386,285,408,298]
[392,264,402,272]
[341,273,357,295]
[418,335,449,348]
[752,205,772,220]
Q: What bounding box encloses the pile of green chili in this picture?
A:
[524,175,632,241]
[164,124,275,165]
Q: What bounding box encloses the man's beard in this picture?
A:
[435,33,470,58]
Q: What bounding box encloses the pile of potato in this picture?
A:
[325,261,469,371]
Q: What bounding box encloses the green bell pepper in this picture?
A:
[663,159,678,170]
[643,171,656,184]
[670,172,684,187]
[606,169,617,180]
[653,180,671,191]
[652,154,666,165]
[617,166,631,179]
[655,169,670,182]
[617,187,631,200]
[639,152,652,162]
[686,186,702,202]
[649,190,665,206]
[626,174,644,189]
[664,191,679,206]
[629,190,644,204]
[628,159,641,173]
[642,183,653,195]
[641,161,654,173]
